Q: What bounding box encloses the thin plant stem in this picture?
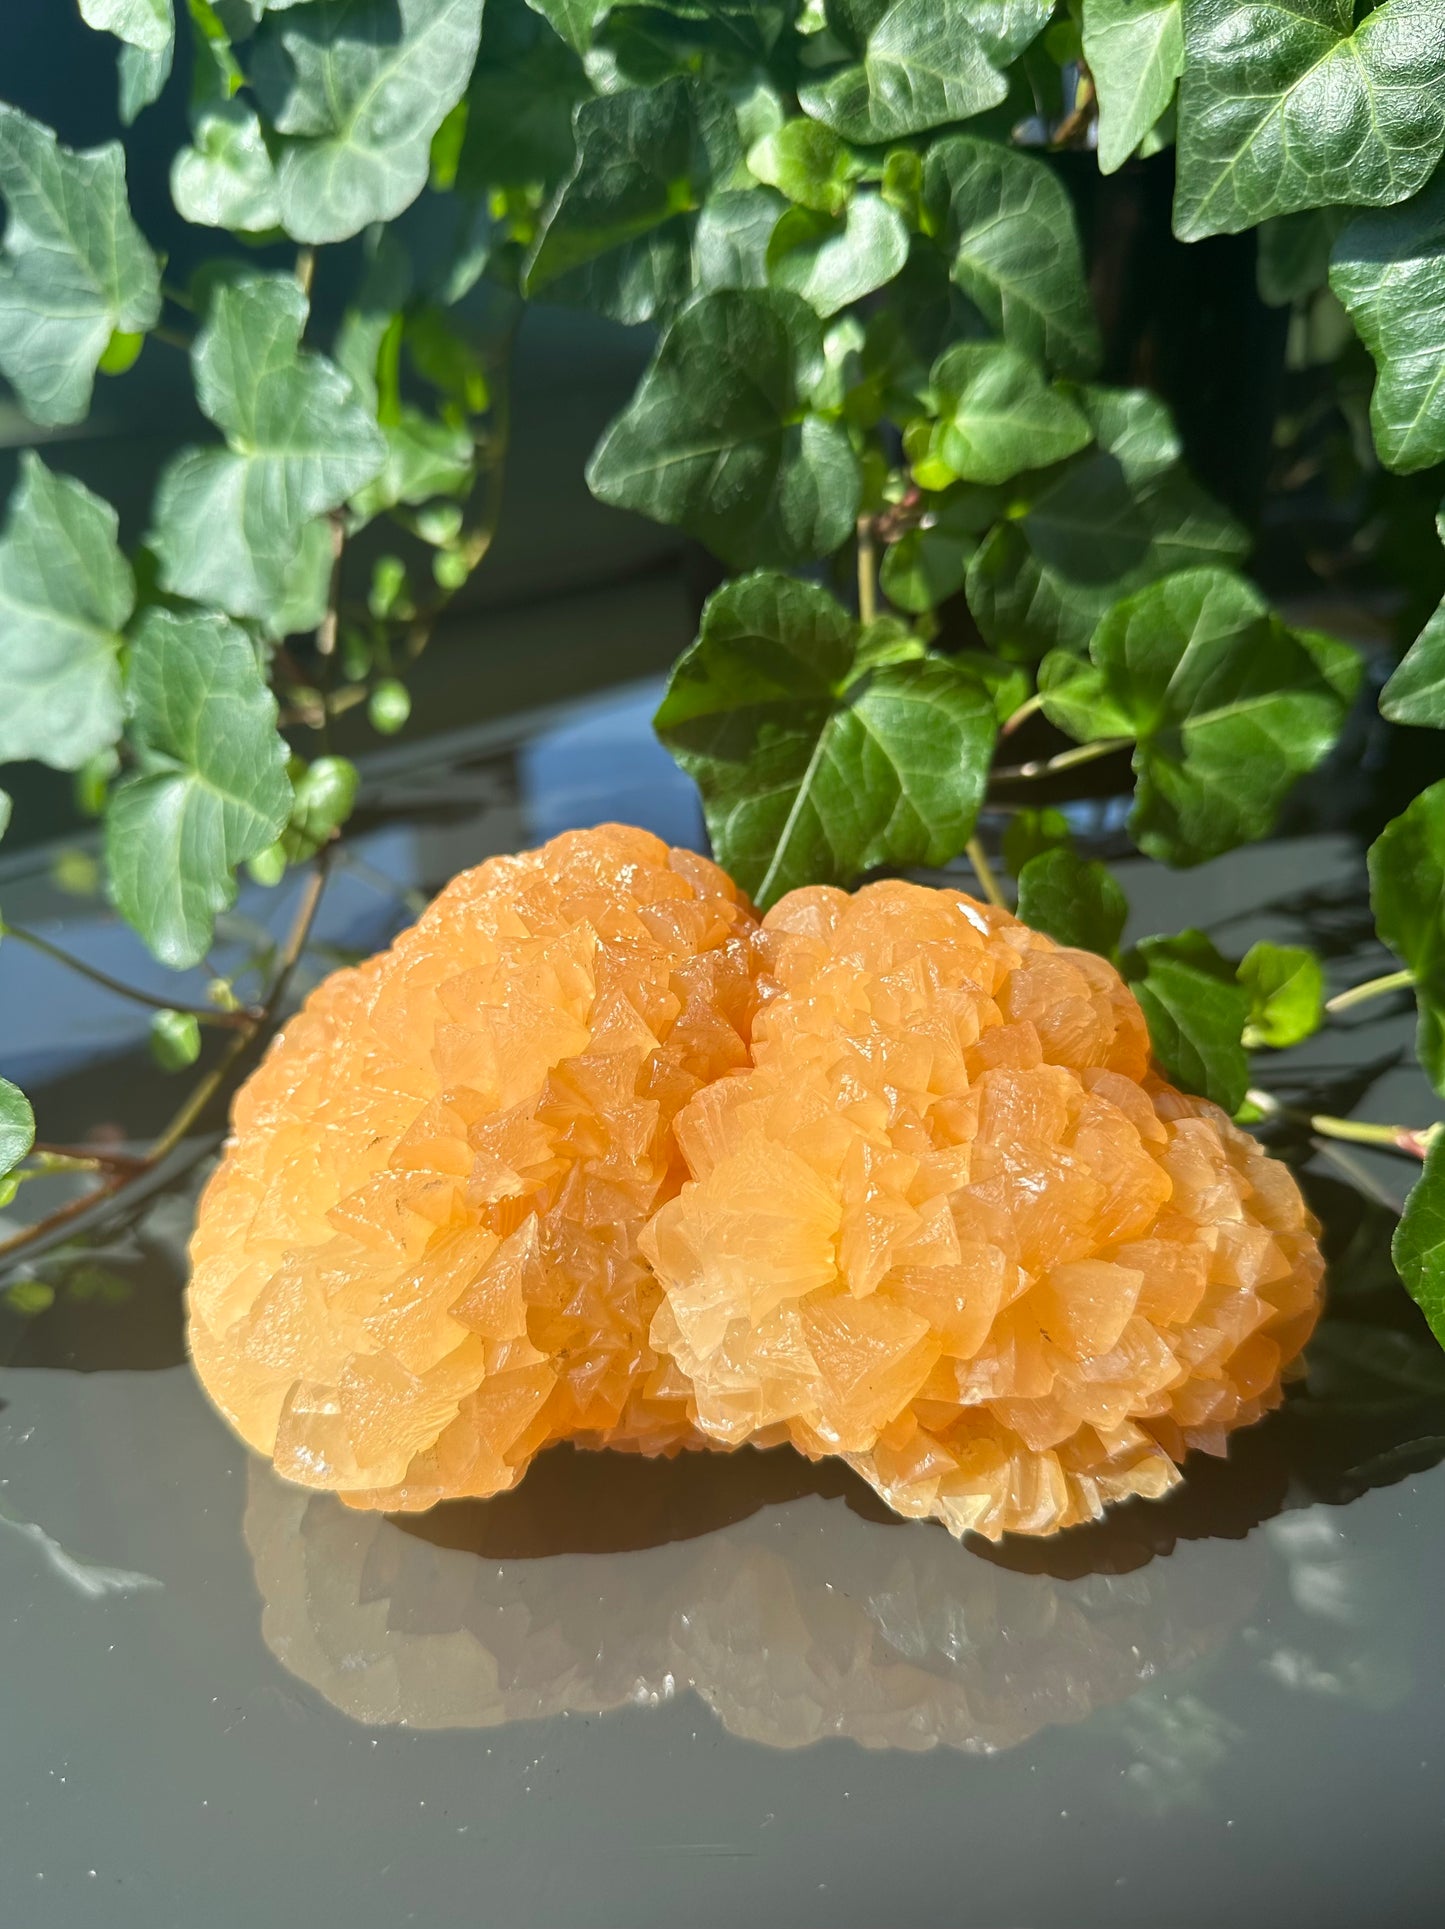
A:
[992,736,1132,782]
[31,1141,147,1176]
[965,836,1006,909]
[296,247,316,296]
[1000,692,1044,737]
[1248,1088,1438,1160]
[856,516,878,625]
[0,923,254,1027]
[314,514,346,660]
[1325,967,1414,1015]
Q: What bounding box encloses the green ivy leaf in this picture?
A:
[1237,940,1325,1048]
[966,385,1247,658]
[149,1008,203,1072]
[0,1076,36,1180]
[351,409,476,519]
[966,0,1055,65]
[1368,777,1445,1095]
[525,0,609,49]
[655,570,997,907]
[1082,0,1183,175]
[460,2,587,193]
[800,0,1007,143]
[1330,171,1445,475]
[1174,0,1445,242]
[586,288,861,568]
[0,455,133,772]
[878,485,999,612]
[282,754,360,860]
[119,34,176,126]
[1002,805,1072,875]
[747,118,860,216]
[251,0,486,244]
[693,188,785,291]
[1393,1136,1445,1351]
[929,340,1091,484]
[1016,848,1128,960]
[1039,566,1358,865]
[922,134,1100,377]
[1124,930,1250,1112]
[0,106,161,427]
[172,32,282,235]
[105,608,293,969]
[766,193,910,317]
[151,274,385,628]
[1380,505,1445,725]
[79,0,173,53]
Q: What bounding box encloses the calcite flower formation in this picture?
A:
[189,826,1323,1539]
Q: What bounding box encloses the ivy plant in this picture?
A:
[1,0,1445,1358]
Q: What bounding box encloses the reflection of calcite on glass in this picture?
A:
[190,827,762,1510]
[644,882,1325,1540]
[244,1455,1253,1753]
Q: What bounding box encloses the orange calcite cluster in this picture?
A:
[189,828,1324,1537]
[645,882,1323,1538]
[188,826,761,1509]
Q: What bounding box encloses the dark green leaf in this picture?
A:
[930,340,1091,483]
[878,486,999,612]
[966,385,1247,658]
[1016,847,1128,960]
[922,134,1100,377]
[1082,0,1183,175]
[800,0,1007,143]
[1381,510,1445,724]
[0,1076,36,1179]
[1174,0,1445,241]
[1331,171,1445,474]
[1124,929,1250,1111]
[251,0,486,243]
[1393,1136,1445,1351]
[1368,777,1445,1095]
[655,570,997,906]
[150,1008,202,1072]
[586,288,861,568]
[766,193,909,316]
[0,106,161,426]
[0,455,132,772]
[747,118,859,216]
[1002,804,1071,875]
[1237,939,1324,1048]
[525,0,609,49]
[1039,566,1356,865]
[106,607,293,968]
[1256,208,1343,306]
[459,2,586,193]
[151,274,385,628]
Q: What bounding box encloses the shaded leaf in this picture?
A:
[878,485,999,612]
[1174,0,1445,241]
[801,0,1007,143]
[1331,171,1445,474]
[586,287,861,568]
[1393,1136,1445,1351]
[1082,0,1183,176]
[1237,940,1324,1049]
[930,340,1091,484]
[0,106,161,426]
[525,0,608,48]
[655,570,997,907]
[766,193,909,316]
[1002,804,1071,875]
[459,1,586,193]
[1016,848,1128,960]
[251,0,486,244]
[0,1077,36,1179]
[922,134,1100,376]
[1257,207,1343,306]
[1368,778,1445,1095]
[151,274,385,627]
[1124,930,1249,1112]
[1380,509,1445,724]
[1039,566,1357,865]
[106,608,293,969]
[0,455,132,772]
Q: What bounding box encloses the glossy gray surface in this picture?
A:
[2,660,1443,1929]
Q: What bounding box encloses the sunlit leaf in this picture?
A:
[800,0,1007,144]
[172,33,282,234]
[929,340,1091,484]
[1039,566,1357,864]
[1082,0,1183,175]
[1237,940,1325,1048]
[766,193,909,316]
[1124,929,1250,1112]
[655,570,997,907]
[0,455,132,772]
[965,0,1054,65]
[693,188,784,291]
[0,1077,36,1180]
[1380,507,1445,724]
[747,117,860,216]
[1368,777,1445,1095]
[79,0,172,52]
[587,288,861,568]
[1174,0,1445,241]
[1016,848,1128,960]
[106,608,293,969]
[151,274,385,628]
[0,106,161,426]
[1393,1136,1445,1351]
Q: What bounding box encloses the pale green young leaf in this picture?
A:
[1082,0,1183,175]
[0,1077,36,1180]
[931,341,1091,484]
[766,193,909,317]
[0,455,133,772]
[105,608,293,969]
[655,571,997,907]
[800,0,1007,144]
[151,275,385,627]
[251,0,485,244]
[1237,940,1325,1048]
[922,135,1101,376]
[1016,848,1128,961]
[586,288,861,568]
[1125,930,1250,1111]
[1368,778,1445,1094]
[747,119,859,216]
[172,76,282,233]
[0,107,161,426]
[149,1009,202,1073]
[1331,172,1445,475]
[79,0,172,53]
[1393,1137,1445,1350]
[1174,0,1445,241]
[1039,566,1357,865]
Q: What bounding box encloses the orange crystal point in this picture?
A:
[642,879,1324,1540]
[188,825,763,1508]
